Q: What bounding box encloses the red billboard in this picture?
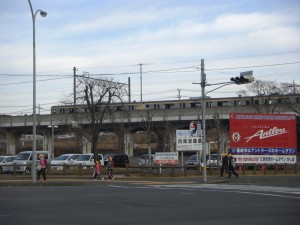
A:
[230,113,297,155]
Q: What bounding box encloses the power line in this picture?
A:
[0,87,71,96]
[69,61,300,77]
[0,101,60,108]
[207,62,300,71]
[0,61,299,79]
[0,73,72,77]
[20,49,298,73]
[0,76,73,86]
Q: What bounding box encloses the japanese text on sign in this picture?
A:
[234,155,296,164]
[155,152,178,165]
[230,148,296,155]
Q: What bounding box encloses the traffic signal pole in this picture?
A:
[193,60,254,183]
[201,59,207,183]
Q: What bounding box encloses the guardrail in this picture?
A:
[0,163,298,177]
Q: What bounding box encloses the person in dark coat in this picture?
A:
[228,154,239,178]
[220,153,229,178]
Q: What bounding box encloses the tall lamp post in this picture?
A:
[28,0,47,183]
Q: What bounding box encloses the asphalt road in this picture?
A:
[0,179,299,225]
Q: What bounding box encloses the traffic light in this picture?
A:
[239,75,254,84]
[230,76,240,84]
[230,71,254,85]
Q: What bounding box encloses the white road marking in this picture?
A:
[109,183,300,199]
[146,184,300,199]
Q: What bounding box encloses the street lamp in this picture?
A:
[48,124,58,162]
[28,0,47,183]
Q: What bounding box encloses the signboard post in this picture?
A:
[176,129,209,173]
[229,113,297,165]
[176,130,202,152]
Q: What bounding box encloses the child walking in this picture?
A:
[93,161,104,180]
[107,157,115,180]
[37,154,47,182]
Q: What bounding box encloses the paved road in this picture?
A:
[1,174,300,186]
[0,176,300,225]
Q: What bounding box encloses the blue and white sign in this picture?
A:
[176,130,202,152]
[234,155,296,164]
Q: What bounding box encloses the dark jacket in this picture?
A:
[222,156,228,167]
[228,157,235,167]
[107,160,114,169]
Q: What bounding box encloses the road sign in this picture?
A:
[154,152,178,165]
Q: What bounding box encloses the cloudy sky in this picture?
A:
[0,0,299,115]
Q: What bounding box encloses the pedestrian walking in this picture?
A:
[37,154,47,182]
[93,161,104,180]
[107,157,115,180]
[220,153,229,178]
[228,154,239,178]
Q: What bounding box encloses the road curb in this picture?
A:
[1,174,300,187]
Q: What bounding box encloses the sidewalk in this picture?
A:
[1,174,300,187]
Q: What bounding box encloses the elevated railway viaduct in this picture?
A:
[0,103,299,157]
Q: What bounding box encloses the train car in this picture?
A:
[51,94,300,115]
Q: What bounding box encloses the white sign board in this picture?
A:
[176,130,202,152]
[234,155,296,164]
[155,152,178,165]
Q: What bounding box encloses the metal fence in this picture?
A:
[0,163,299,178]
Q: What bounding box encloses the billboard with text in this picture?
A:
[230,113,297,155]
[155,152,178,165]
[176,130,202,151]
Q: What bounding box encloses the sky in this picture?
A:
[0,0,299,116]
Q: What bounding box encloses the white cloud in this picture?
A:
[0,0,299,115]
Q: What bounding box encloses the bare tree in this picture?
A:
[238,80,299,114]
[111,121,127,153]
[75,74,127,160]
[140,110,155,165]
[155,121,176,152]
[207,112,229,169]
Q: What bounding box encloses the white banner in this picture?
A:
[234,155,297,164]
[176,130,202,152]
[155,152,178,165]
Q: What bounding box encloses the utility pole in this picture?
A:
[139,63,143,103]
[192,60,254,184]
[293,80,296,94]
[288,80,299,94]
[201,59,207,183]
[73,67,78,108]
[177,89,181,100]
[128,77,131,103]
[292,80,300,94]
